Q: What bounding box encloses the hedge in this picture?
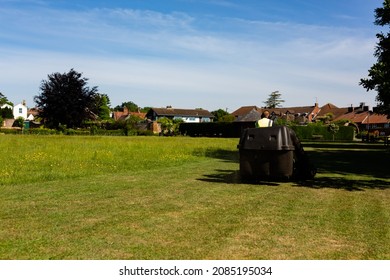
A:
[179,122,355,141]
[291,124,355,141]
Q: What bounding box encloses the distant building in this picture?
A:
[13,102,28,119]
[146,107,214,123]
[113,106,147,121]
[231,106,263,122]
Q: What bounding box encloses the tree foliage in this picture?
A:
[158,117,183,135]
[14,117,25,128]
[263,91,285,108]
[327,123,340,141]
[360,0,390,116]
[114,101,139,112]
[211,109,234,122]
[0,93,13,119]
[0,92,13,106]
[92,93,111,120]
[34,69,99,128]
[0,107,13,119]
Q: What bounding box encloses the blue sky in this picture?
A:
[0,0,384,111]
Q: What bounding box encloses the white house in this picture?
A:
[13,103,28,119]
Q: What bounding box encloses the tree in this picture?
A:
[360,0,390,116]
[0,92,13,106]
[0,93,13,119]
[157,117,183,136]
[114,101,139,112]
[34,69,99,128]
[263,91,284,108]
[92,93,111,120]
[328,123,339,141]
[0,92,6,105]
[14,117,25,128]
[211,109,234,122]
[0,107,13,119]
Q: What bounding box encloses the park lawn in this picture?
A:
[0,135,389,259]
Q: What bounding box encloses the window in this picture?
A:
[19,108,23,114]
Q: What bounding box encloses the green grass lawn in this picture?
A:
[0,135,389,259]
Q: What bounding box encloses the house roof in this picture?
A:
[269,105,318,115]
[316,103,389,124]
[113,111,147,121]
[318,103,349,119]
[364,114,389,124]
[334,111,389,124]
[231,104,320,120]
[231,106,262,117]
[27,108,40,116]
[13,103,27,108]
[150,107,214,118]
[235,108,262,122]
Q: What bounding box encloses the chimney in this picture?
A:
[123,106,129,115]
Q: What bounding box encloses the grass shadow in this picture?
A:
[306,148,390,179]
[293,177,390,191]
[198,143,390,191]
[197,169,280,186]
[193,148,239,162]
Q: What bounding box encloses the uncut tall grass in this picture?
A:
[0,135,237,186]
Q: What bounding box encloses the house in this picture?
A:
[312,102,389,136]
[146,107,214,123]
[333,104,389,136]
[231,106,262,121]
[269,103,320,123]
[317,103,348,120]
[13,102,28,119]
[113,106,147,121]
[27,108,40,121]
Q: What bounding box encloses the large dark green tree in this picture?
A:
[360,0,390,116]
[34,69,99,128]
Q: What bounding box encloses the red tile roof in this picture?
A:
[334,111,389,124]
[113,111,146,121]
[231,106,262,117]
